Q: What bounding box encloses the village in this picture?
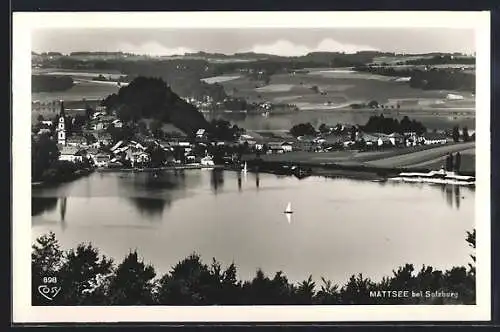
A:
[30,97,464,174]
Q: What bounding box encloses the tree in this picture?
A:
[350,126,357,141]
[146,144,167,167]
[57,243,114,305]
[32,134,60,181]
[466,229,476,269]
[462,127,469,142]
[294,275,316,304]
[107,251,156,305]
[290,123,316,137]
[452,126,460,142]
[318,124,329,134]
[37,114,44,122]
[85,107,93,120]
[368,100,379,109]
[149,119,163,139]
[32,232,64,305]
[156,253,215,305]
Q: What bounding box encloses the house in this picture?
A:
[110,140,124,152]
[37,128,52,136]
[59,146,85,163]
[388,132,405,146]
[363,133,392,147]
[186,154,196,163]
[157,140,173,152]
[91,120,107,131]
[239,134,257,145]
[268,142,285,154]
[94,132,112,146]
[196,128,207,139]
[92,112,105,120]
[41,120,53,127]
[201,156,215,166]
[422,132,448,145]
[84,147,99,161]
[126,149,150,166]
[112,119,123,128]
[281,142,294,152]
[66,135,87,147]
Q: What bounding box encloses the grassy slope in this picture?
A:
[251,142,475,172]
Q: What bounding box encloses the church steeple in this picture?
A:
[59,100,65,117]
[57,100,66,145]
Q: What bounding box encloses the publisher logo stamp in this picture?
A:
[38,276,61,301]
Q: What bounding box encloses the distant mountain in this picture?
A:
[101,77,209,135]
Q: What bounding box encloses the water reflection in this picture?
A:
[32,197,58,216]
[237,172,242,192]
[454,185,461,210]
[256,173,260,189]
[437,184,466,210]
[60,197,67,231]
[445,185,453,208]
[117,171,200,217]
[210,169,224,194]
[129,197,169,219]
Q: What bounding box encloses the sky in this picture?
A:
[32,28,475,56]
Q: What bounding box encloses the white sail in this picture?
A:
[285,202,292,213]
[243,162,248,173]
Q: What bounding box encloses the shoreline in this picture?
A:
[32,159,475,186]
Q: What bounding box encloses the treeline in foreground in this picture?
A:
[32,231,476,306]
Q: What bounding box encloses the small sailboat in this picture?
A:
[284,202,293,214]
[242,162,248,173]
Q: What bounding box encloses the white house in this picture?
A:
[196,128,207,139]
[201,156,215,166]
[388,132,405,146]
[41,120,53,126]
[422,132,448,145]
[281,142,293,152]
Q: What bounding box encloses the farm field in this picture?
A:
[251,142,475,173]
[220,69,475,110]
[32,80,120,103]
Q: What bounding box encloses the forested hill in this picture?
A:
[102,77,209,135]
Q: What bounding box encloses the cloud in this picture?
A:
[242,38,379,56]
[115,41,195,56]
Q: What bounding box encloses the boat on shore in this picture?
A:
[389,169,475,186]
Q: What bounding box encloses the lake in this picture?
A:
[32,170,474,285]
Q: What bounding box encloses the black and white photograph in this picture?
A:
[12,11,491,322]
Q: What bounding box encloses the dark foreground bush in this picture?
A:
[32,231,476,305]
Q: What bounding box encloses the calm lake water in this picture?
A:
[32,170,474,284]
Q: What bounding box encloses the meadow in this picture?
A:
[219,69,475,110]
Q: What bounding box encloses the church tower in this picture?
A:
[57,100,66,145]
